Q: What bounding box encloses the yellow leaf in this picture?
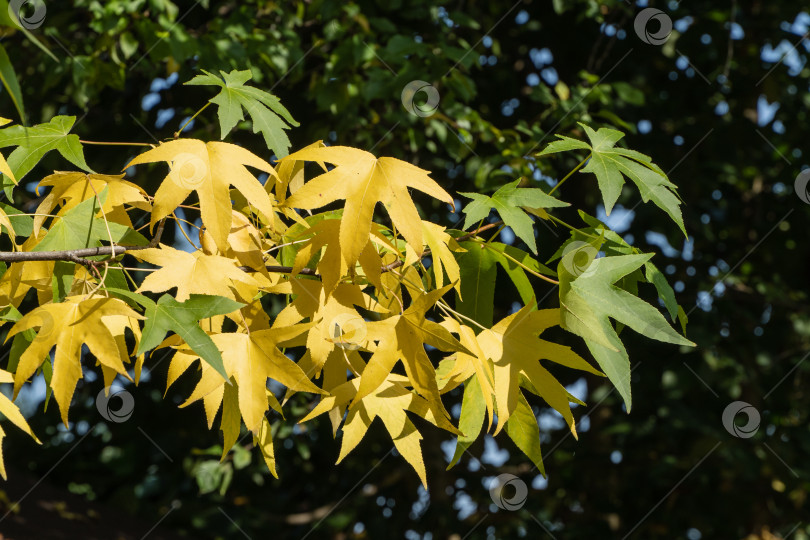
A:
[301,375,456,488]
[226,299,272,332]
[7,296,144,426]
[203,386,225,430]
[103,314,144,383]
[173,322,324,434]
[0,207,14,243]
[418,221,464,294]
[291,218,383,294]
[214,330,324,433]
[0,117,15,186]
[221,380,241,458]
[356,285,467,426]
[477,305,603,436]
[0,370,41,477]
[438,318,496,429]
[256,416,278,478]
[0,233,52,308]
[125,139,277,252]
[134,244,259,302]
[33,172,151,234]
[274,280,382,376]
[281,146,453,267]
[271,139,326,203]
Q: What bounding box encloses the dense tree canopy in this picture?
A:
[0,1,807,539]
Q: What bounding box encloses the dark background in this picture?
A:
[0,0,808,538]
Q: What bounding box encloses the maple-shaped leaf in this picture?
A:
[33,171,151,233]
[7,296,143,425]
[32,187,147,252]
[291,218,383,294]
[558,252,695,410]
[169,322,324,434]
[200,210,276,277]
[274,280,380,375]
[555,210,685,322]
[133,244,259,303]
[167,356,284,474]
[281,146,454,267]
[186,69,298,157]
[300,374,458,487]
[404,221,464,294]
[125,139,276,252]
[0,231,51,308]
[357,285,470,422]
[109,289,243,380]
[459,179,568,254]
[539,123,686,235]
[0,115,91,184]
[0,369,40,479]
[476,305,602,435]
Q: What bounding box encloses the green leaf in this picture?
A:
[569,211,684,321]
[0,116,92,183]
[0,203,33,237]
[539,123,686,235]
[41,357,53,410]
[505,391,545,475]
[7,328,35,373]
[644,261,678,320]
[32,188,147,252]
[454,240,557,327]
[106,289,244,381]
[485,242,556,302]
[0,44,24,125]
[537,137,591,156]
[0,304,21,322]
[559,252,695,410]
[447,376,486,469]
[459,179,568,253]
[99,266,134,304]
[186,69,299,157]
[455,241,497,327]
[51,261,74,303]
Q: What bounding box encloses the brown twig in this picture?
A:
[0,219,166,267]
[0,220,506,279]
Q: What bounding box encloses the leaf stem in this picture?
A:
[478,241,559,285]
[547,214,601,239]
[175,102,211,138]
[79,140,153,147]
[549,152,591,195]
[485,224,506,245]
[437,300,488,332]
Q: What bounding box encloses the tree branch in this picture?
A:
[0,220,506,279]
[0,220,166,267]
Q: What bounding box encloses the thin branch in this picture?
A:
[0,219,165,266]
[0,219,516,281]
[79,140,153,147]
